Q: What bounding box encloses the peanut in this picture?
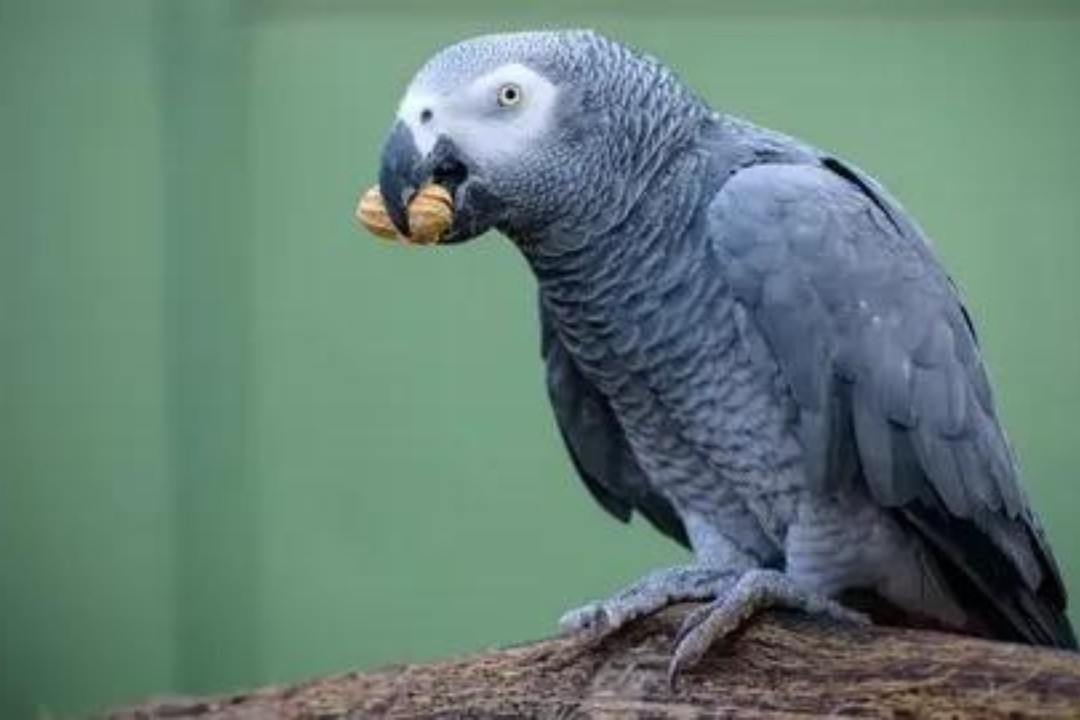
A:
[355,184,454,244]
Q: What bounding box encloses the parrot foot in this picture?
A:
[668,568,868,686]
[559,564,735,639]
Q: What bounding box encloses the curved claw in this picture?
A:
[666,569,871,688]
[669,598,737,680]
[674,601,720,647]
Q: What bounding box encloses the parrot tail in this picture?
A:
[902,507,1078,651]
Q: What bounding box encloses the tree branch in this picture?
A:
[106,606,1080,718]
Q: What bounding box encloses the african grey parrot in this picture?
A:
[374,29,1076,676]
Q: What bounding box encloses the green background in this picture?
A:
[2,1,1078,716]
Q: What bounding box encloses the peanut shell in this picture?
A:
[355,184,454,244]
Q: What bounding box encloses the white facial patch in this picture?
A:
[396,63,559,170]
[397,90,442,156]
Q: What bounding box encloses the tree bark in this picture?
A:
[106,606,1080,718]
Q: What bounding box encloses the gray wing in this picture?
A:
[540,300,689,547]
[708,159,1075,647]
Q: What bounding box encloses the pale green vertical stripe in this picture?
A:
[0,1,176,717]
[157,0,260,694]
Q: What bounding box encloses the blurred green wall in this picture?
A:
[2,1,1078,717]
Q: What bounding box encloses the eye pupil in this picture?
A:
[498,84,521,107]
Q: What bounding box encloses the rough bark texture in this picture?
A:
[106,606,1080,719]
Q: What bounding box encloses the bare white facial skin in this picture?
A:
[396,63,559,170]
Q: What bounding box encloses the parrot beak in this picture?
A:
[378,121,425,237]
[378,121,471,238]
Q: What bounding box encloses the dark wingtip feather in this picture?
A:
[902,506,1077,651]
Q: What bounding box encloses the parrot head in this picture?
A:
[376,30,708,246]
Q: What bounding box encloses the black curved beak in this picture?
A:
[378,122,425,237]
[378,121,472,238]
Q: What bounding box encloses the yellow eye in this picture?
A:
[497,83,523,107]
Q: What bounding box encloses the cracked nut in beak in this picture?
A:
[356,184,454,245]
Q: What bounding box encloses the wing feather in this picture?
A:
[708,159,1074,648]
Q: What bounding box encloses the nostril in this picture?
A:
[419,108,433,124]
